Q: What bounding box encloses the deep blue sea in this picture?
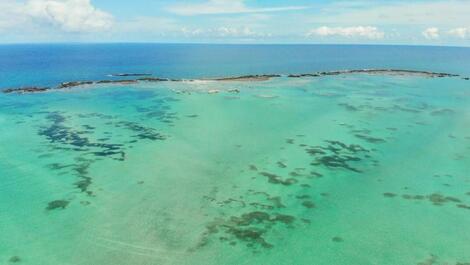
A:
[1,44,470,89]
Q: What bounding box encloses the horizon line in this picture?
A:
[0,42,469,49]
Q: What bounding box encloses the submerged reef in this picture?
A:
[332,236,344,243]
[197,211,296,250]
[416,254,470,265]
[198,136,378,251]
[354,134,386,144]
[39,112,126,160]
[196,129,383,251]
[259,172,298,186]
[115,121,166,141]
[37,105,170,209]
[198,183,308,251]
[9,256,21,263]
[46,200,70,210]
[306,140,372,173]
[430,108,455,116]
[384,191,470,211]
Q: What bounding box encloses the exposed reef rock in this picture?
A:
[59,81,94,89]
[2,69,461,94]
[288,73,321,78]
[3,86,50,94]
[96,79,138,84]
[137,77,169,82]
[210,74,281,82]
[288,69,459,78]
[110,73,152,77]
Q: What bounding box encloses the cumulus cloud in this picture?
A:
[448,27,470,39]
[168,0,308,16]
[306,26,385,39]
[26,0,113,32]
[422,27,440,39]
[0,0,113,33]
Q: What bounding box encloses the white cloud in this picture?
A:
[26,0,113,32]
[422,27,440,39]
[0,0,113,33]
[307,26,385,39]
[311,1,470,26]
[448,27,470,39]
[168,0,308,16]
[181,26,271,38]
[117,17,179,33]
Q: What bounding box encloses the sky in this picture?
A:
[1,0,470,46]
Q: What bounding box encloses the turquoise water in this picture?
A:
[1,73,470,264]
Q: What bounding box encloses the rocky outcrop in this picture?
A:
[211,74,281,82]
[110,73,152,77]
[3,87,50,94]
[288,69,459,78]
[2,69,463,95]
[137,77,169,82]
[288,74,320,78]
[59,81,94,89]
[96,80,138,84]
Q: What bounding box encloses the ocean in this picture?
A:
[1,44,470,265]
[2,44,470,89]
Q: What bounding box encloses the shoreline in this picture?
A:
[2,69,468,94]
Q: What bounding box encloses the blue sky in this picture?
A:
[1,0,470,46]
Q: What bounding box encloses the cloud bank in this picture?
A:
[181,26,270,38]
[0,0,470,45]
[168,0,308,16]
[449,27,470,39]
[307,26,385,39]
[422,27,440,40]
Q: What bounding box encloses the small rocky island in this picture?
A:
[2,69,464,94]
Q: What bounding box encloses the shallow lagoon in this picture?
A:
[1,74,470,264]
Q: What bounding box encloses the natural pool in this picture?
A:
[1,73,470,264]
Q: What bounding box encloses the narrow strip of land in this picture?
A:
[2,69,467,94]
